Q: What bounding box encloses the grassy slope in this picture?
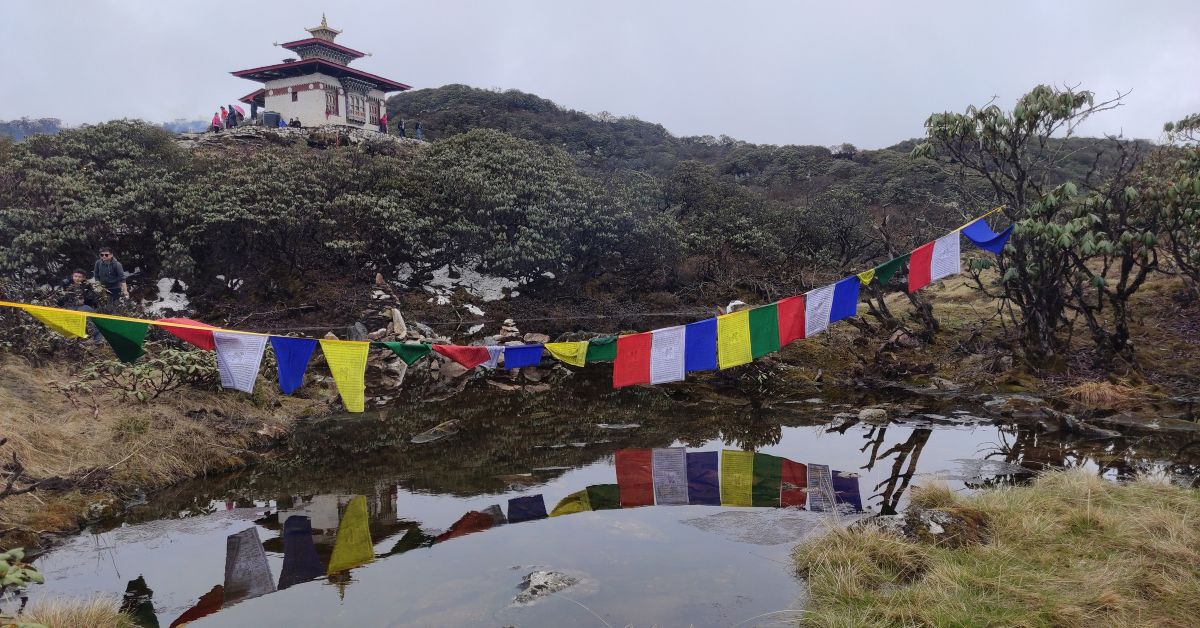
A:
[792,469,1200,627]
[0,356,325,549]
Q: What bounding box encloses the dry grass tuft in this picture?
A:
[1059,380,1151,409]
[792,468,1200,627]
[18,597,135,628]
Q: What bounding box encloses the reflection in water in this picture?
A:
[223,528,275,606]
[278,516,323,589]
[119,575,158,628]
[859,427,932,515]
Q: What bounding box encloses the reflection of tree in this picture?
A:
[857,427,931,515]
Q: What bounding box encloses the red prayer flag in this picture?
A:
[434,511,493,543]
[615,448,654,507]
[777,295,806,345]
[158,317,216,351]
[613,333,652,388]
[908,241,935,293]
[433,344,491,369]
[781,459,808,508]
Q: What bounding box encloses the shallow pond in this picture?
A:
[23,376,1200,627]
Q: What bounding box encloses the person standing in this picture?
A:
[220,106,228,128]
[378,111,388,134]
[58,269,99,311]
[227,104,238,128]
[397,119,406,138]
[414,121,424,140]
[93,247,129,302]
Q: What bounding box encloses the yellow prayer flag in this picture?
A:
[716,310,752,369]
[327,495,374,574]
[720,450,754,507]
[857,268,876,285]
[319,339,369,413]
[544,341,589,367]
[550,490,592,516]
[22,305,88,339]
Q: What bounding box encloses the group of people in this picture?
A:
[57,247,130,312]
[210,104,246,132]
[378,115,423,139]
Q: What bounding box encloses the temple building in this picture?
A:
[232,16,409,129]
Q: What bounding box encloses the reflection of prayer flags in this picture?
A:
[482,504,507,525]
[278,516,324,590]
[962,219,1014,254]
[585,484,621,510]
[377,341,433,365]
[833,470,864,512]
[387,528,435,556]
[435,511,494,542]
[752,453,783,507]
[909,232,960,293]
[684,318,718,372]
[481,346,505,369]
[269,336,317,395]
[544,341,589,367]
[503,344,544,369]
[616,448,654,506]
[320,339,369,413]
[223,527,276,606]
[651,447,689,505]
[214,332,267,393]
[716,310,752,369]
[780,459,808,508]
[507,495,548,523]
[686,451,720,505]
[857,268,876,285]
[169,585,224,627]
[874,254,910,286]
[93,318,149,363]
[159,317,216,350]
[807,463,835,512]
[776,296,805,345]
[649,326,686,384]
[613,333,651,388]
[829,276,860,324]
[585,336,617,363]
[22,305,88,339]
[327,495,374,574]
[550,490,592,516]
[748,304,781,358]
[720,450,754,507]
[119,576,157,628]
[433,344,491,369]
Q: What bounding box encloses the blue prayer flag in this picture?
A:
[684,318,718,372]
[507,494,548,523]
[961,219,1014,254]
[269,337,317,395]
[829,276,860,324]
[686,451,721,505]
[832,470,863,513]
[503,344,544,369]
[278,516,324,590]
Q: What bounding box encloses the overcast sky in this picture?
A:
[4,0,1198,148]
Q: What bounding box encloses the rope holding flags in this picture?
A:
[0,207,1009,411]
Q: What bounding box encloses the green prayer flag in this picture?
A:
[93,318,149,363]
[748,304,781,358]
[752,453,783,507]
[585,336,618,362]
[585,484,621,510]
[874,254,911,286]
[376,341,432,365]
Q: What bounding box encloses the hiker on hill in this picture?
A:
[397,119,406,138]
[210,112,222,132]
[93,247,129,302]
[378,111,389,134]
[414,121,424,140]
[58,269,99,311]
[227,104,238,128]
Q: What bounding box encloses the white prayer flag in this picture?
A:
[807,463,835,513]
[930,232,961,283]
[482,345,505,369]
[804,283,837,337]
[649,325,686,384]
[651,447,689,505]
[214,331,267,393]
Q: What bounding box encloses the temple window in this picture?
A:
[325,88,339,115]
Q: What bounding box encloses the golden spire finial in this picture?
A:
[321,13,328,27]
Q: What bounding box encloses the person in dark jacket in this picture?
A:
[397,120,405,138]
[58,269,99,311]
[414,121,424,140]
[93,247,129,301]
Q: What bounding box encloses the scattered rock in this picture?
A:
[596,423,640,430]
[411,419,461,444]
[85,497,120,522]
[929,377,961,391]
[439,361,470,379]
[347,322,368,341]
[524,383,551,393]
[522,367,548,382]
[522,333,550,344]
[512,570,580,606]
[367,327,388,340]
[389,308,407,337]
[888,329,922,348]
[870,505,989,549]
[858,407,889,423]
[1039,408,1122,439]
